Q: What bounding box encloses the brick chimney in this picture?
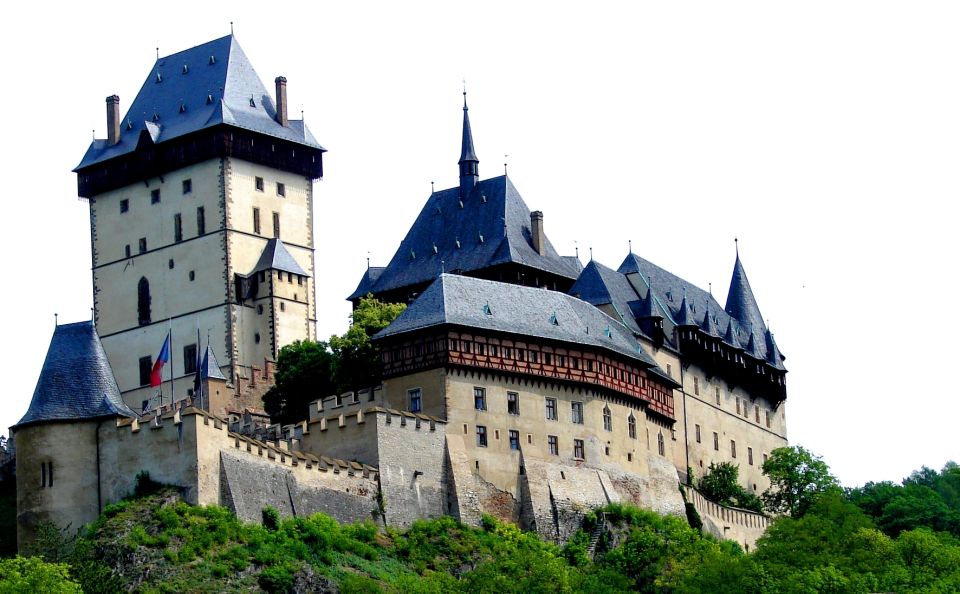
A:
[531,211,545,255]
[106,95,121,145]
[275,76,288,127]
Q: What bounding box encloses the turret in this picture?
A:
[458,92,479,196]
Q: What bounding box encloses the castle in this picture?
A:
[13,35,786,551]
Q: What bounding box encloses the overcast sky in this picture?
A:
[1,1,956,487]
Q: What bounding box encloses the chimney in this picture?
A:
[531,211,545,255]
[275,76,288,127]
[106,95,121,145]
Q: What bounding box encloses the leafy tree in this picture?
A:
[329,295,406,394]
[0,556,81,593]
[761,445,839,517]
[698,462,763,513]
[263,339,336,425]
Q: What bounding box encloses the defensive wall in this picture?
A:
[684,484,770,550]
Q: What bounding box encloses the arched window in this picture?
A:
[628,414,637,439]
[137,277,151,326]
[657,432,665,456]
[602,406,612,432]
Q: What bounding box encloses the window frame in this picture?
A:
[507,391,519,415]
[571,401,584,424]
[545,397,558,421]
[573,438,585,460]
[476,425,488,447]
[474,387,487,411]
[408,388,422,413]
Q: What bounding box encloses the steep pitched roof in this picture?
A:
[350,266,385,300]
[569,260,644,335]
[375,274,662,369]
[201,345,226,380]
[15,321,135,428]
[349,176,581,300]
[724,254,767,337]
[76,35,323,171]
[252,238,308,276]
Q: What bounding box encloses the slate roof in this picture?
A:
[350,176,581,300]
[724,255,766,337]
[201,345,226,380]
[351,267,385,300]
[252,238,308,276]
[569,260,645,336]
[375,274,663,370]
[76,35,323,171]
[15,322,135,428]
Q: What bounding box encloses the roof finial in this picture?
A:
[92,129,95,141]
[366,251,370,270]
[735,236,739,256]
[441,260,445,275]
[431,181,435,193]
[589,247,593,261]
[54,312,58,327]
[504,154,509,176]
[230,21,234,35]
[709,282,713,296]
[629,239,632,254]
[90,307,94,321]
[574,240,579,259]
[156,46,159,61]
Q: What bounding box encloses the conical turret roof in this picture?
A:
[723,319,743,349]
[724,254,766,336]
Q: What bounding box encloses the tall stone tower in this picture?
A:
[74,35,325,412]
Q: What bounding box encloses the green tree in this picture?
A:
[698,462,763,512]
[761,445,839,517]
[0,556,81,593]
[263,339,336,425]
[329,295,406,394]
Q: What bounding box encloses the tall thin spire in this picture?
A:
[458,91,479,195]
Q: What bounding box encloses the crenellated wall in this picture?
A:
[685,485,770,551]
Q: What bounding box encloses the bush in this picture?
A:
[258,563,295,594]
[0,556,82,593]
[262,506,281,531]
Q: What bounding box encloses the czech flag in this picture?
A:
[150,333,171,387]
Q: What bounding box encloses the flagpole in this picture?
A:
[168,319,175,407]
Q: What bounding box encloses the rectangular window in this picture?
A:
[174,213,183,242]
[139,356,152,387]
[509,430,520,451]
[571,401,584,424]
[476,425,487,447]
[695,424,701,443]
[693,377,699,395]
[255,176,264,191]
[736,398,741,415]
[196,207,206,235]
[253,207,261,234]
[713,432,719,451]
[731,440,737,459]
[763,453,769,464]
[748,447,754,466]
[120,198,129,213]
[715,387,721,405]
[755,405,760,423]
[507,392,519,415]
[474,387,486,411]
[545,397,557,420]
[182,179,192,194]
[183,343,197,374]
[276,182,285,196]
[573,439,585,459]
[408,388,422,413]
[628,415,637,439]
[138,237,147,253]
[666,363,672,378]
[125,244,131,258]
[602,407,612,431]
[151,189,161,204]
[548,435,559,456]
[273,212,280,238]
[766,411,771,428]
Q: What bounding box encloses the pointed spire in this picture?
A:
[744,330,762,359]
[674,294,697,327]
[765,330,785,369]
[724,251,766,335]
[458,91,479,195]
[637,291,662,319]
[700,304,721,337]
[723,319,743,349]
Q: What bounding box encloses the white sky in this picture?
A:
[1,1,957,487]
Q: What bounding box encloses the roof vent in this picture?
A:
[182,64,189,74]
[209,55,216,65]
[455,240,461,249]
[481,194,487,203]
[179,103,186,113]
[435,206,441,215]
[206,94,213,105]
[478,233,484,244]
[604,326,612,338]
[155,72,162,83]
[458,200,464,209]
[432,244,438,254]
[126,119,133,130]
[409,249,416,260]
[549,312,559,326]
[249,96,256,108]
[152,112,160,122]
[483,303,493,316]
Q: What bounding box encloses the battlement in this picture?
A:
[227,431,377,479]
[685,486,769,550]
[307,386,383,422]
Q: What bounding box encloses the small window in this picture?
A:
[255,176,264,191]
[254,333,261,344]
[174,213,183,242]
[715,387,721,405]
[573,439,585,460]
[259,271,266,282]
[693,377,699,395]
[713,432,719,451]
[666,363,672,378]
[695,424,701,443]
[137,277,151,325]
[602,406,612,432]
[257,304,264,314]
[763,453,769,464]
[736,398,741,415]
[509,430,520,451]
[182,179,192,194]
[139,356,152,386]
[196,206,206,235]
[507,392,519,415]
[628,414,637,439]
[297,275,304,285]
[765,411,771,428]
[253,207,261,234]
[748,447,754,466]
[658,433,665,456]
[548,435,559,456]
[189,270,195,281]
[280,302,285,312]
[474,387,486,411]
[545,397,558,421]
[168,259,174,269]
[731,440,737,459]
[183,343,197,374]
[125,244,131,258]
[571,401,584,424]
[151,189,161,204]
[139,237,147,253]
[755,405,760,423]
[273,212,280,238]
[476,425,488,447]
[408,388,422,413]
[120,199,129,213]
[276,182,285,197]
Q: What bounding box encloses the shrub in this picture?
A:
[262,506,281,531]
